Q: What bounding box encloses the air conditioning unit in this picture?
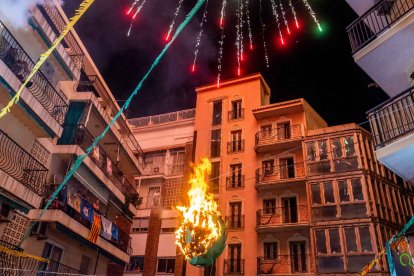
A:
[153,167,160,173]
[31,222,48,240]
[0,203,15,222]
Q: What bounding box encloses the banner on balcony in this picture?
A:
[88,213,101,243]
[112,224,119,241]
[100,216,112,240]
[66,185,81,213]
[80,198,94,223]
[0,0,96,119]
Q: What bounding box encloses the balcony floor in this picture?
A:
[256,222,310,233]
[255,177,306,190]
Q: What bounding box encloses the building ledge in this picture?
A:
[28,209,130,263]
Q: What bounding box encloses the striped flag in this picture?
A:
[88,213,101,243]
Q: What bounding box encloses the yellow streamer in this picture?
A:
[0,245,47,262]
[0,0,95,119]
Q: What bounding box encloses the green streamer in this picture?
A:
[19,0,206,246]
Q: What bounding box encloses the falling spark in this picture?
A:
[302,0,322,31]
[270,0,284,46]
[278,0,290,35]
[288,0,299,28]
[245,0,253,50]
[239,0,244,62]
[127,0,140,15]
[127,0,147,36]
[166,0,185,41]
[217,0,227,87]
[192,0,209,73]
[235,0,241,74]
[259,0,269,67]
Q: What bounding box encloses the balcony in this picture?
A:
[256,206,310,233]
[37,3,84,70]
[225,215,245,230]
[255,163,306,190]
[367,86,414,182]
[0,240,82,275]
[226,175,245,189]
[255,126,302,153]
[0,22,68,126]
[60,124,138,197]
[129,108,196,127]
[141,161,185,177]
[224,259,244,275]
[228,108,245,121]
[0,130,47,207]
[257,255,313,275]
[227,140,245,154]
[346,0,414,96]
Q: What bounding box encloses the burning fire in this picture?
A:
[175,158,222,260]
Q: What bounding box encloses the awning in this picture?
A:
[0,192,31,214]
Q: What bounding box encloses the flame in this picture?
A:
[175,158,222,260]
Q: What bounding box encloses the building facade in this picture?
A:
[345,0,414,184]
[126,109,195,276]
[0,0,143,274]
[186,74,414,275]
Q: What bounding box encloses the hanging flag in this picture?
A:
[88,213,101,243]
[106,157,112,176]
[112,224,119,241]
[80,198,94,223]
[100,216,113,240]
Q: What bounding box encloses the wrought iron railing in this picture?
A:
[255,162,305,186]
[367,86,414,148]
[128,108,196,127]
[0,22,68,125]
[347,0,414,54]
[77,74,105,97]
[229,108,245,121]
[257,255,312,274]
[46,193,131,254]
[0,130,48,196]
[226,175,245,189]
[227,140,245,153]
[255,125,302,146]
[38,2,84,69]
[224,259,244,274]
[256,206,309,227]
[0,240,83,275]
[63,124,138,196]
[225,215,245,230]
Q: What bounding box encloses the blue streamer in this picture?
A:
[19,0,206,246]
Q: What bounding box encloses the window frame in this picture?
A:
[157,258,176,274]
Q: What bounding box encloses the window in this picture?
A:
[344,136,355,157]
[228,244,242,273]
[351,179,364,201]
[211,129,221,158]
[132,217,149,232]
[315,229,342,255]
[338,180,350,202]
[332,138,342,159]
[282,197,298,223]
[344,227,373,253]
[229,202,242,228]
[344,228,358,253]
[230,164,242,188]
[311,184,322,205]
[359,227,373,252]
[315,230,327,254]
[157,258,175,273]
[212,101,222,126]
[307,143,316,161]
[263,199,276,214]
[264,242,278,259]
[127,256,144,272]
[40,242,63,273]
[170,148,185,175]
[147,187,161,208]
[231,100,243,119]
[279,158,294,179]
[79,255,90,274]
[318,141,328,160]
[260,125,272,138]
[323,182,335,204]
[230,130,243,152]
[329,229,341,253]
[210,162,220,193]
[262,160,274,176]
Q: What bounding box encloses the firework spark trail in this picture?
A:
[259,0,269,67]
[239,0,244,63]
[192,0,209,72]
[278,0,290,34]
[245,0,253,50]
[166,0,185,41]
[217,0,227,87]
[127,0,147,36]
[270,0,284,45]
[302,0,322,31]
[127,0,141,15]
[236,0,241,75]
[288,0,299,28]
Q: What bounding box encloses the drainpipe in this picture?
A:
[94,248,100,274]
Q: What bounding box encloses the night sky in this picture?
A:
[63,0,389,127]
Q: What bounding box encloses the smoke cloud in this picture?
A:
[0,0,46,28]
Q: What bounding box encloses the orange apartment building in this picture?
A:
[186,73,414,276]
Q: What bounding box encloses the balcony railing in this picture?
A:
[255,162,305,186]
[142,161,185,176]
[77,74,106,97]
[38,2,84,69]
[0,22,68,125]
[229,108,245,121]
[61,124,137,196]
[0,130,47,196]
[46,193,131,254]
[128,108,196,127]
[255,125,302,146]
[257,255,312,274]
[367,86,414,148]
[347,0,414,54]
[224,259,244,274]
[256,206,309,227]
[0,240,82,275]
[225,215,245,230]
[226,175,245,189]
[227,140,245,153]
